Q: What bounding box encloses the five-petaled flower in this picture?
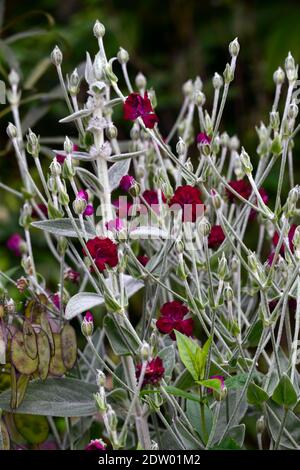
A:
[137,255,150,267]
[119,175,135,192]
[123,92,158,129]
[208,225,225,249]
[196,132,212,144]
[136,357,165,387]
[84,237,118,272]
[7,233,25,257]
[169,185,204,222]
[85,438,106,451]
[226,179,252,203]
[156,301,194,340]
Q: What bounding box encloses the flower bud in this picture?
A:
[218,253,228,280]
[288,102,298,120]
[6,122,17,139]
[182,79,193,97]
[106,405,118,432]
[130,123,140,140]
[240,147,253,174]
[285,52,297,82]
[197,217,211,237]
[229,135,240,151]
[229,38,240,57]
[81,311,94,337]
[57,237,68,256]
[269,111,280,131]
[175,239,184,254]
[193,90,205,106]
[248,252,259,272]
[204,111,213,135]
[50,157,62,177]
[211,190,222,210]
[220,132,230,147]
[256,415,265,434]
[214,385,227,401]
[51,46,63,66]
[273,67,285,85]
[106,124,118,140]
[68,68,80,96]
[104,59,118,84]
[212,72,223,90]
[26,129,40,157]
[8,69,20,87]
[140,341,151,361]
[270,133,282,155]
[94,390,107,413]
[135,72,147,90]
[194,76,203,92]
[129,181,141,198]
[117,47,129,64]
[223,63,234,83]
[73,196,87,215]
[4,298,15,315]
[96,370,106,388]
[231,255,239,272]
[93,20,105,38]
[176,259,187,281]
[176,137,186,156]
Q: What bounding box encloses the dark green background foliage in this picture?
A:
[0,0,299,269]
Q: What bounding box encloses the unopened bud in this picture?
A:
[229,38,240,57]
[81,312,94,337]
[176,137,186,156]
[50,157,61,177]
[269,111,280,131]
[182,79,193,97]
[212,72,223,90]
[6,122,17,139]
[218,253,228,279]
[273,67,285,85]
[51,46,63,66]
[211,190,222,210]
[68,68,80,96]
[197,217,211,237]
[140,341,151,361]
[193,90,205,106]
[73,196,87,215]
[26,129,40,157]
[288,102,298,120]
[256,415,265,434]
[224,285,233,302]
[57,237,68,256]
[106,124,118,140]
[94,390,107,413]
[117,47,129,64]
[240,148,253,174]
[223,63,234,83]
[93,20,105,38]
[106,405,118,431]
[96,370,106,388]
[135,72,146,90]
[8,69,20,87]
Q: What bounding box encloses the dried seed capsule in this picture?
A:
[11,331,38,375]
[40,312,55,356]
[49,334,67,376]
[61,324,77,370]
[37,330,51,381]
[23,320,37,360]
[16,374,30,408]
[14,414,49,445]
[0,419,10,450]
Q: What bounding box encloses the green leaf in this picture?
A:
[175,331,200,381]
[163,386,200,403]
[198,378,222,393]
[272,374,298,408]
[225,373,248,390]
[158,346,175,383]
[174,369,195,390]
[266,402,300,450]
[247,382,269,405]
[210,437,242,450]
[0,378,97,417]
[186,399,213,442]
[104,315,140,355]
[31,218,96,238]
[14,414,49,444]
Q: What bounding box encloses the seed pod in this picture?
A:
[14,414,49,445]
[61,324,77,370]
[40,312,55,356]
[0,419,10,450]
[23,320,37,360]
[37,330,51,381]
[49,334,67,376]
[16,374,30,408]
[10,364,17,409]
[11,332,38,375]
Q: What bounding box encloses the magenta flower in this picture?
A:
[64,268,80,284]
[7,233,24,257]
[156,300,194,340]
[51,293,61,310]
[84,237,118,272]
[77,189,89,202]
[119,175,135,192]
[105,218,124,232]
[136,357,165,387]
[83,204,94,216]
[85,311,93,323]
[123,92,159,129]
[85,438,106,451]
[169,185,204,222]
[196,132,212,144]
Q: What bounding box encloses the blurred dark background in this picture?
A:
[1,0,300,272]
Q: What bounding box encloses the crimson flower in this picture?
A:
[196,132,211,144]
[226,179,252,203]
[119,175,135,192]
[7,233,24,257]
[123,92,158,129]
[84,237,118,272]
[157,301,194,340]
[142,190,166,212]
[169,185,204,222]
[137,255,150,267]
[32,203,48,219]
[208,225,225,249]
[85,439,106,451]
[136,357,165,387]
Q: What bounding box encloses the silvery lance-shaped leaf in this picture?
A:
[0,378,97,417]
[65,274,144,320]
[130,226,169,239]
[53,150,96,161]
[31,218,96,238]
[108,159,131,190]
[59,108,92,124]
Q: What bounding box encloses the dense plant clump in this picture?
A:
[1,19,300,451]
